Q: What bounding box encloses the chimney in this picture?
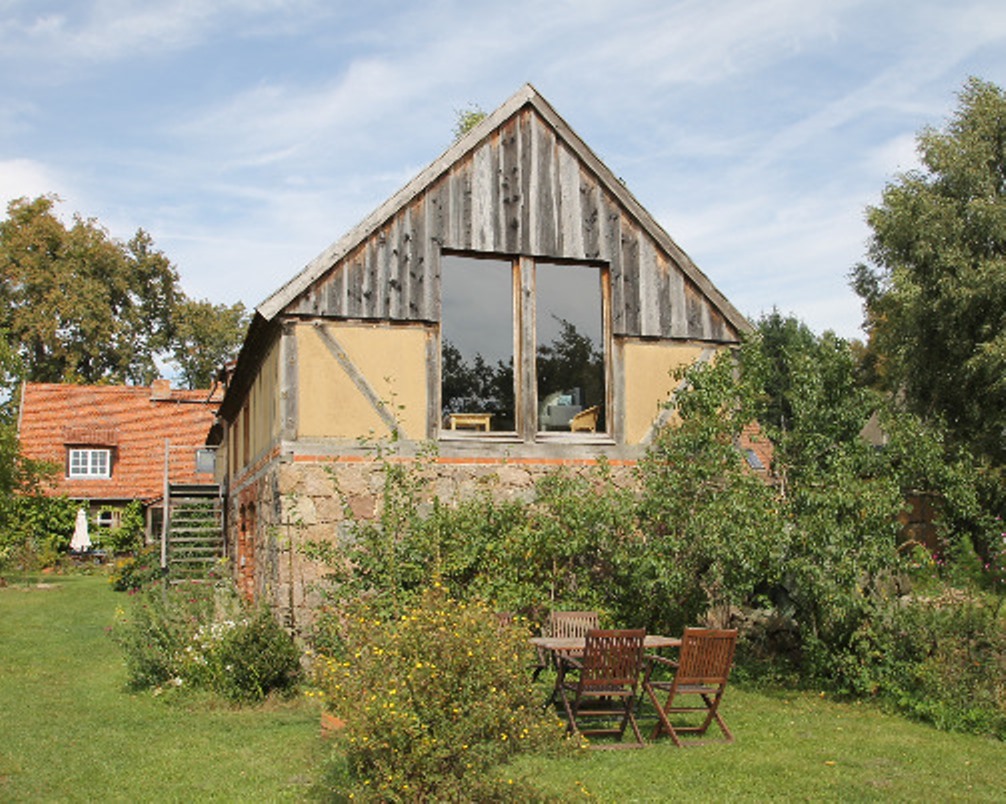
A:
[149,378,172,400]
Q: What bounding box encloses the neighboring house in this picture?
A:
[17,379,221,539]
[212,84,755,627]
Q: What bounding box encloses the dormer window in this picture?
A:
[68,448,111,479]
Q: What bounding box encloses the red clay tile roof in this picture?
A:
[18,382,221,503]
[739,421,774,473]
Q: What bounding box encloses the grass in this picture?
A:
[514,686,1006,801]
[2,572,1004,802]
[0,573,322,801]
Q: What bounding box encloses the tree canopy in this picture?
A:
[171,297,248,389]
[852,77,1006,464]
[0,195,248,389]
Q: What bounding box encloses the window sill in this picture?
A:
[437,431,616,447]
[534,432,616,446]
[438,431,524,444]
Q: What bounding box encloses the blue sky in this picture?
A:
[3,1,1006,340]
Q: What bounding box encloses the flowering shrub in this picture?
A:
[108,546,162,592]
[112,580,300,702]
[980,522,1006,593]
[312,585,576,801]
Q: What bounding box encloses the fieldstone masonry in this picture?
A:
[229,456,637,634]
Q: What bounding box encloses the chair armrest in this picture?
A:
[644,653,679,670]
[642,652,678,686]
[559,654,584,672]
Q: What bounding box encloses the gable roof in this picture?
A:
[258,83,749,335]
[17,381,221,503]
[221,85,751,420]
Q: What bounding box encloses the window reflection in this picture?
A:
[440,254,515,432]
[535,263,605,433]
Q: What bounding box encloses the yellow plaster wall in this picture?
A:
[228,339,281,472]
[622,341,709,444]
[297,323,428,440]
[252,339,282,451]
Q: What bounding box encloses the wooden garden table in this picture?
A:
[530,634,680,654]
[530,633,680,710]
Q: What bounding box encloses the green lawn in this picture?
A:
[2,573,1004,802]
[0,574,322,801]
[515,686,1006,801]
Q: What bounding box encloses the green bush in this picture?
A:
[113,581,214,690]
[300,340,1006,740]
[0,494,78,571]
[112,580,300,702]
[311,585,575,802]
[195,607,302,703]
[97,501,146,554]
[108,546,162,592]
[872,592,1006,738]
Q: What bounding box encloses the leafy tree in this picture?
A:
[170,298,249,389]
[535,316,605,419]
[852,77,1006,464]
[633,350,787,633]
[0,195,180,384]
[0,332,65,573]
[755,309,823,434]
[0,334,49,506]
[0,195,249,389]
[452,103,486,141]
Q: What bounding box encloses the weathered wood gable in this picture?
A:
[263,85,749,344]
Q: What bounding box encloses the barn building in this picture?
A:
[212,85,753,627]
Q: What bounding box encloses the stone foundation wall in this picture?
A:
[233,455,638,635]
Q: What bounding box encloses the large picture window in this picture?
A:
[440,253,608,439]
[440,254,516,433]
[535,262,606,434]
[68,448,111,478]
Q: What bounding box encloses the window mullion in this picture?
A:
[517,256,537,441]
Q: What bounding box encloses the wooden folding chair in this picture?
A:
[557,628,646,749]
[533,610,599,680]
[643,627,738,746]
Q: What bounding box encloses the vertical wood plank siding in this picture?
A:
[288,111,737,342]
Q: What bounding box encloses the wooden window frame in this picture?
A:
[438,250,613,444]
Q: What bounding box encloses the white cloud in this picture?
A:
[0,0,329,65]
[867,133,922,178]
[2,0,1005,343]
[0,159,67,209]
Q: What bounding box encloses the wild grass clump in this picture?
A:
[871,591,1006,737]
[112,580,300,703]
[311,585,576,801]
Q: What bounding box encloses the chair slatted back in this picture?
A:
[675,628,738,687]
[580,629,646,689]
[546,610,599,640]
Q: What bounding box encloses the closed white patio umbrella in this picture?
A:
[70,507,91,552]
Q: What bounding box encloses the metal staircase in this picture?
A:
[163,484,224,580]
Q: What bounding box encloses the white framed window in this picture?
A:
[68,448,112,479]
